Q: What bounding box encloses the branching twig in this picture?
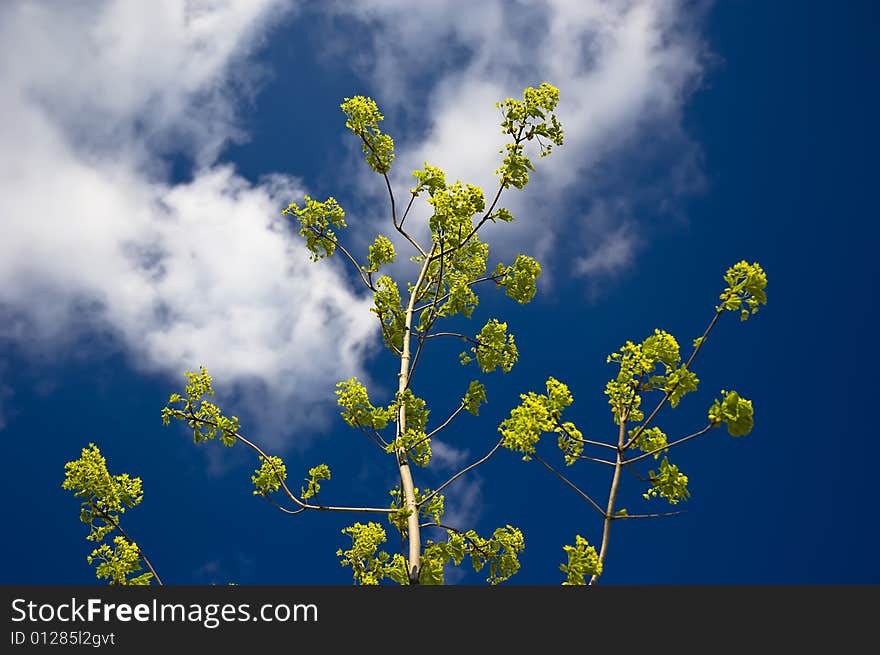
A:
[590,415,628,585]
[623,310,723,451]
[187,415,396,514]
[92,506,164,585]
[623,424,714,466]
[358,133,426,258]
[306,226,374,291]
[263,494,308,516]
[555,421,618,452]
[418,521,493,559]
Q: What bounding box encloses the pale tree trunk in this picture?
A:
[397,247,435,583]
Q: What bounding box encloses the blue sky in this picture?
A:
[1,0,877,585]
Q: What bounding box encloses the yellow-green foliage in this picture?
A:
[301,464,331,500]
[560,535,602,585]
[499,377,583,462]
[252,455,287,497]
[88,537,153,586]
[718,261,768,321]
[161,367,240,447]
[62,444,151,584]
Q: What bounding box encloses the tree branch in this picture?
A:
[407,237,445,387]
[421,403,466,443]
[306,226,374,291]
[575,454,617,467]
[622,424,714,466]
[358,133,427,258]
[354,419,390,450]
[263,494,308,516]
[412,272,504,312]
[419,522,493,559]
[418,331,477,344]
[532,454,605,518]
[92,506,164,586]
[590,414,627,585]
[419,438,504,507]
[399,191,417,231]
[186,415,396,514]
[613,510,687,520]
[623,309,724,451]
[555,421,618,452]
[395,244,437,583]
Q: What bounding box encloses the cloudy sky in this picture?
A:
[2,0,878,585]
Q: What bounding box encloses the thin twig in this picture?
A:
[354,420,390,450]
[92,506,164,585]
[412,273,504,312]
[575,454,617,467]
[623,310,723,451]
[263,494,308,515]
[358,133,426,257]
[306,226,374,291]
[418,438,504,507]
[420,403,466,443]
[623,424,714,466]
[419,331,477,343]
[187,415,396,514]
[555,421,618,452]
[613,510,687,520]
[399,192,417,230]
[532,454,605,518]
[419,522,493,558]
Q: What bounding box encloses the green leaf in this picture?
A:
[629,426,668,459]
[282,196,346,261]
[340,96,395,173]
[463,380,487,416]
[365,234,396,272]
[469,319,518,373]
[560,535,601,585]
[717,261,768,320]
[371,276,405,351]
[708,390,754,436]
[644,457,690,504]
[666,365,699,408]
[495,83,563,188]
[410,163,447,197]
[461,525,526,585]
[88,536,153,586]
[335,378,391,430]
[301,464,331,500]
[252,455,286,497]
[500,377,579,460]
[161,367,240,446]
[389,389,429,434]
[605,330,682,424]
[337,522,405,586]
[62,443,144,544]
[496,254,542,304]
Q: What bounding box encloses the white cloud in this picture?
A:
[438,476,483,537]
[0,384,13,430]
[0,0,713,446]
[430,439,469,471]
[0,1,379,446]
[324,0,709,287]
